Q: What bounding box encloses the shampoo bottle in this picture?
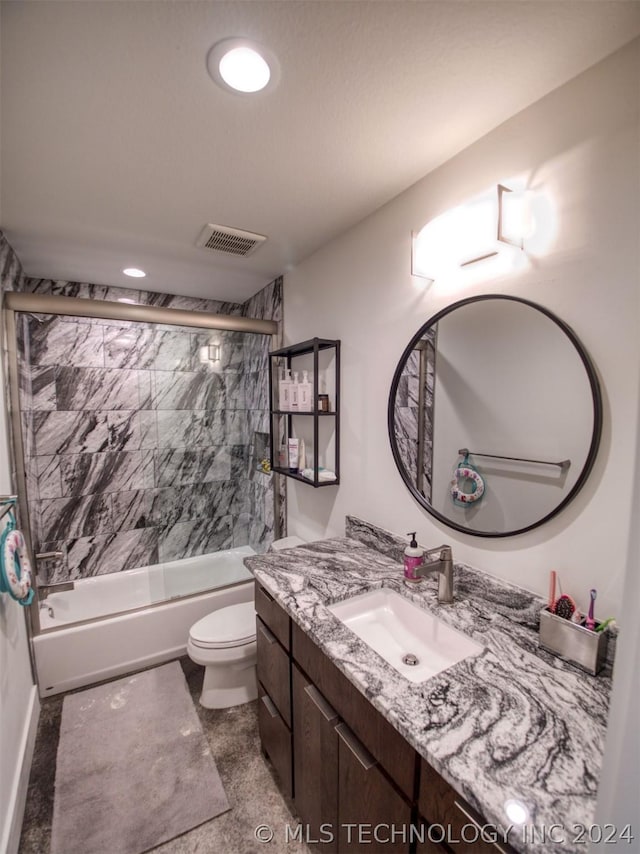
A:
[404,532,424,582]
[279,368,292,411]
[290,371,299,411]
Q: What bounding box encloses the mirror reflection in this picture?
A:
[389,296,602,537]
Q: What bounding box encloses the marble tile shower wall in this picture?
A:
[12,273,282,583]
[241,276,284,547]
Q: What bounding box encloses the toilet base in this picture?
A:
[187,638,258,709]
[199,660,258,709]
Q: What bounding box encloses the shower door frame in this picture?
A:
[3,291,280,639]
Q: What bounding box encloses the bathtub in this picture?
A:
[32,546,255,698]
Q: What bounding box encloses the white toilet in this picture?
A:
[187,536,306,709]
[187,601,258,709]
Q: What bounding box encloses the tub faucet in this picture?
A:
[413,545,454,604]
[37,580,75,599]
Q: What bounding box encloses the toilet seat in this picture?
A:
[189,601,256,650]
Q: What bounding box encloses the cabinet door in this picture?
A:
[419,761,516,854]
[292,665,339,851]
[336,723,412,854]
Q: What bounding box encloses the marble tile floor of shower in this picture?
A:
[19,658,310,854]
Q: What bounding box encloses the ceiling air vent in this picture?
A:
[195,223,267,257]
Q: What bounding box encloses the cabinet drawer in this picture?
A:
[255,581,290,650]
[293,622,417,800]
[419,761,516,854]
[258,687,292,798]
[257,617,291,726]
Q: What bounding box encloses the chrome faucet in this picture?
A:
[413,545,454,604]
[37,580,75,599]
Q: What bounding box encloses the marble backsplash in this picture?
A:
[2,236,283,583]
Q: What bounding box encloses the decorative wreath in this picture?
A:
[0,511,34,605]
[450,455,485,507]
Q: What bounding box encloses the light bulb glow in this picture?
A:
[504,799,529,825]
[122,268,146,278]
[219,46,270,93]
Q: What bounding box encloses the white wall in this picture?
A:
[0,247,39,854]
[284,38,639,622]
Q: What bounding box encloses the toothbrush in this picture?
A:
[586,588,597,631]
[548,570,557,612]
[596,617,615,633]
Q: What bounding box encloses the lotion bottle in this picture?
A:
[404,532,424,582]
[298,370,312,412]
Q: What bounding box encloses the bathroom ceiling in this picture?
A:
[2,1,640,302]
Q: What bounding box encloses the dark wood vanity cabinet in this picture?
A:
[255,583,292,798]
[335,721,413,852]
[418,761,517,854]
[292,664,339,851]
[255,581,514,853]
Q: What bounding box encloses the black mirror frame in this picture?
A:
[387,294,603,538]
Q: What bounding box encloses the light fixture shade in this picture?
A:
[208,343,221,361]
[497,185,535,249]
[207,38,280,95]
[412,182,540,284]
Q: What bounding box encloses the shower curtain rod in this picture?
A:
[4,292,278,336]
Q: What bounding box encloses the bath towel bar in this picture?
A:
[457,450,571,471]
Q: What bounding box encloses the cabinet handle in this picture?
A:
[260,694,279,718]
[304,684,339,724]
[259,585,275,602]
[335,722,376,771]
[257,621,277,645]
[453,800,511,854]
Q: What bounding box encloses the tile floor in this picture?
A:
[19,659,310,854]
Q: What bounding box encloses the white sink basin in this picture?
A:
[328,588,482,683]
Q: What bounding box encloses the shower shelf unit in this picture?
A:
[268,337,340,487]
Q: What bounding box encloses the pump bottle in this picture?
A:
[404,532,424,582]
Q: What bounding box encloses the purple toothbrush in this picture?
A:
[586,589,597,631]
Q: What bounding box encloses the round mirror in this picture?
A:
[388,295,602,537]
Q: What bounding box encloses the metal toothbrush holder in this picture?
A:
[539,607,609,675]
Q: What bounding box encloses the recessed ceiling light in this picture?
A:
[207,38,280,95]
[122,267,146,278]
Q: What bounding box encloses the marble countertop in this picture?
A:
[245,522,613,854]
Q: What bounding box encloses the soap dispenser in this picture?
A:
[404,532,424,583]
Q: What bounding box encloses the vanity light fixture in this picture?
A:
[122,267,146,278]
[497,184,535,250]
[207,38,280,95]
[412,182,539,283]
[208,343,221,362]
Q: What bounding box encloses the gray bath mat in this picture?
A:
[51,661,230,854]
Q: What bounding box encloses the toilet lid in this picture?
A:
[189,601,256,649]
